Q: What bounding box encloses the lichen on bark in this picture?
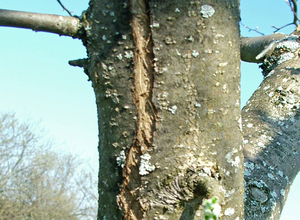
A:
[86,0,243,219]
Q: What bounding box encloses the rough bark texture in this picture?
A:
[82,1,137,219]
[240,34,287,63]
[85,0,243,219]
[4,1,300,219]
[243,35,300,219]
[143,1,243,219]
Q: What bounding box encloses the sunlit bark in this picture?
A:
[0,9,81,37]
[1,1,300,219]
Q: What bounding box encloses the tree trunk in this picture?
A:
[85,0,243,219]
[2,0,300,219]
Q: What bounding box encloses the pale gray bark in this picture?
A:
[242,36,300,219]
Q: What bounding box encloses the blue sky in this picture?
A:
[0,0,299,219]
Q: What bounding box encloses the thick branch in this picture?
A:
[0,9,81,38]
[243,49,300,219]
[241,34,287,63]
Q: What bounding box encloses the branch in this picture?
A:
[0,9,82,38]
[289,0,299,25]
[242,50,300,219]
[241,33,287,63]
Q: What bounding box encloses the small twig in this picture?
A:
[272,23,294,33]
[240,22,265,36]
[57,0,73,16]
[291,0,299,25]
[271,0,299,33]
[287,0,300,26]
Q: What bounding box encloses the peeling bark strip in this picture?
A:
[131,13,155,154]
[118,0,156,219]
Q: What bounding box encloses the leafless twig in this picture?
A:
[270,1,299,33]
[57,0,73,16]
[241,22,265,36]
[287,0,299,25]
[272,23,294,33]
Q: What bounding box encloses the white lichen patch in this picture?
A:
[116,150,126,168]
[151,22,160,28]
[116,53,123,60]
[256,35,300,60]
[218,62,228,67]
[238,117,242,131]
[224,207,235,216]
[268,91,274,97]
[225,189,236,198]
[276,37,300,51]
[244,161,254,171]
[176,49,182,56]
[243,139,249,145]
[277,52,294,65]
[263,85,270,90]
[265,70,275,78]
[270,190,277,198]
[192,50,199,58]
[267,173,275,180]
[259,35,300,74]
[257,142,265,148]
[168,105,178,114]
[187,35,195,42]
[200,5,215,18]
[194,101,201,108]
[139,153,155,175]
[285,176,289,182]
[225,152,240,168]
[246,123,253,128]
[244,169,251,176]
[124,51,134,59]
[214,34,224,44]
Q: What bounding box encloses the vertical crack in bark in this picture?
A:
[118,0,156,219]
[131,15,154,154]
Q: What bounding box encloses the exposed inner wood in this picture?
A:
[118,0,156,219]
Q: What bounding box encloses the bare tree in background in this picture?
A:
[0,113,97,220]
[1,0,300,219]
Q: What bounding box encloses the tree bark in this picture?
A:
[240,34,287,63]
[2,1,300,220]
[85,0,243,219]
[0,9,81,37]
[242,35,300,219]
